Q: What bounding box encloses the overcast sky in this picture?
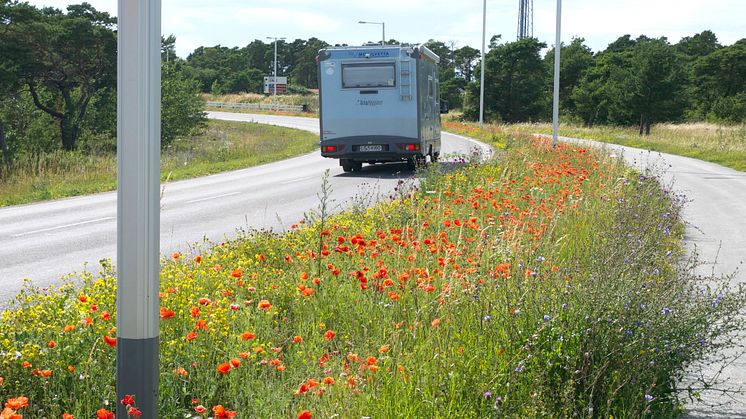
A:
[25,0,746,58]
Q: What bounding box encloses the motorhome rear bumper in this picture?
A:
[320,135,430,162]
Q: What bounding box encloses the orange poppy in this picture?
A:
[216,363,231,374]
[159,308,176,320]
[103,335,116,347]
[4,397,28,410]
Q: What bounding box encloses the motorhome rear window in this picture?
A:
[342,63,396,88]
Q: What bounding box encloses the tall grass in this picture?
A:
[0,120,318,206]
[1,133,742,418]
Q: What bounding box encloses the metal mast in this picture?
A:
[518,0,533,39]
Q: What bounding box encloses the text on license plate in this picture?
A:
[359,145,383,152]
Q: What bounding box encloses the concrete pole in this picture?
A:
[479,0,486,128]
[117,0,161,416]
[274,39,278,110]
[382,22,385,45]
[552,0,562,147]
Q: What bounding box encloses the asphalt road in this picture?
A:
[0,112,490,303]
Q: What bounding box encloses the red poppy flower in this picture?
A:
[4,397,28,410]
[96,409,114,419]
[103,335,117,347]
[323,330,336,341]
[159,307,176,320]
[216,363,231,374]
[298,410,312,419]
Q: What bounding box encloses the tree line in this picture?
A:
[2,1,745,172]
[0,1,206,170]
[463,32,746,132]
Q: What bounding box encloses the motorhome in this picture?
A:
[317,45,441,172]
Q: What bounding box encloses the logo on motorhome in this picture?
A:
[349,50,392,58]
[357,99,383,107]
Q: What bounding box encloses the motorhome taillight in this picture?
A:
[322,145,338,153]
[405,144,420,151]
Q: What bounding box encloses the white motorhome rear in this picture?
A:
[318,45,441,172]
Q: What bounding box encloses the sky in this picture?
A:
[25,0,746,58]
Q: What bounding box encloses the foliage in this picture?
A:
[571,36,688,133]
[464,37,548,122]
[544,38,594,116]
[0,2,117,150]
[1,133,743,417]
[161,69,207,146]
[0,120,318,206]
[690,40,746,123]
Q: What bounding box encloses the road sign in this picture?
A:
[264,76,288,94]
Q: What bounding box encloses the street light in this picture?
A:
[479,0,486,128]
[358,20,385,46]
[117,0,160,416]
[266,36,286,111]
[552,0,562,147]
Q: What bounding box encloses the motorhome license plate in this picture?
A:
[359,145,383,152]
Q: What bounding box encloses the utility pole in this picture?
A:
[552,0,562,147]
[116,0,161,416]
[267,36,285,111]
[479,0,486,128]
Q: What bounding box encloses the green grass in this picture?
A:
[520,122,746,172]
[443,115,746,172]
[0,120,319,207]
[2,131,743,418]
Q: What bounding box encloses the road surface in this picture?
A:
[0,112,490,303]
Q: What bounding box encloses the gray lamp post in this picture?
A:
[358,20,385,45]
[479,0,486,128]
[266,36,286,111]
[117,0,161,416]
[552,0,562,147]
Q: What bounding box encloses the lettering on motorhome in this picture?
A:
[357,99,383,107]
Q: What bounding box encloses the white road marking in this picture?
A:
[185,191,241,204]
[11,217,115,238]
[279,177,312,185]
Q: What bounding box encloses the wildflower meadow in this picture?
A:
[0,132,743,418]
